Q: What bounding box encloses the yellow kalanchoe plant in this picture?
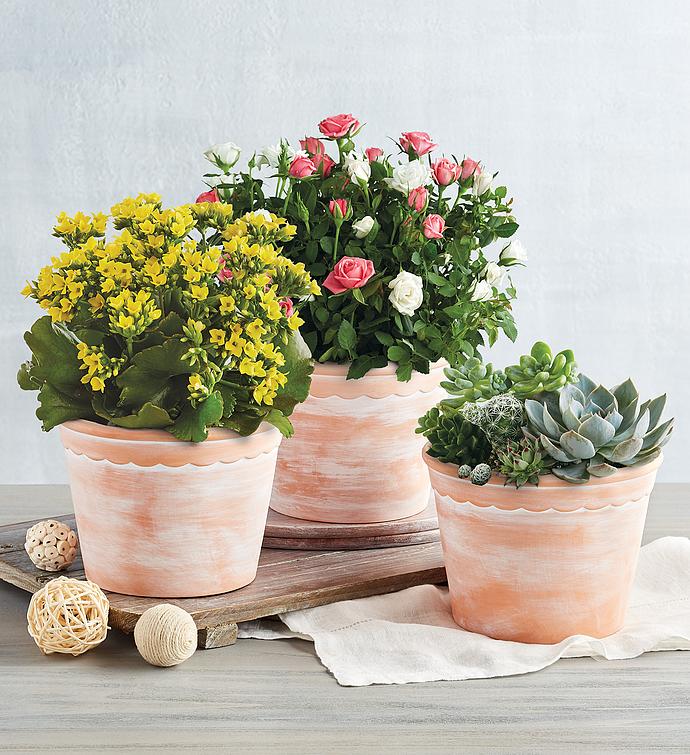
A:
[19,194,319,441]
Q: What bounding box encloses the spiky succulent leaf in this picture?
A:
[417,404,492,466]
[496,436,555,488]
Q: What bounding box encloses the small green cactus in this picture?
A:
[470,463,492,486]
[461,393,525,446]
[458,464,472,479]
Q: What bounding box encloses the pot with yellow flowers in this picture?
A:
[19,195,318,598]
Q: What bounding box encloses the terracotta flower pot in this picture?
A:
[424,448,663,644]
[59,420,282,598]
[270,361,446,523]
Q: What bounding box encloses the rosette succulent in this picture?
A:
[417,404,492,466]
[441,358,509,407]
[505,341,578,399]
[525,374,673,483]
[496,435,555,488]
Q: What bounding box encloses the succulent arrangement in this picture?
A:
[418,340,673,486]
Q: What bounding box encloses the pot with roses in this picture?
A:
[19,196,317,596]
[200,114,526,523]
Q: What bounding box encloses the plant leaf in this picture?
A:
[35,383,95,432]
[169,391,224,442]
[117,338,193,407]
[108,402,173,429]
[271,330,314,417]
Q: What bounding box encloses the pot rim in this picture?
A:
[422,443,664,488]
[312,358,447,377]
[61,418,278,444]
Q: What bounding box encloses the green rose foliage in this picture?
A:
[204,125,524,381]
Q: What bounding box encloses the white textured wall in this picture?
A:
[2,0,688,483]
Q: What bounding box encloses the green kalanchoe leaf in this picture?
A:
[170,391,224,443]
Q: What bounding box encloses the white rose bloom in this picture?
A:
[256,141,296,169]
[344,153,371,184]
[204,141,241,170]
[352,215,375,239]
[471,280,493,301]
[385,161,432,194]
[483,261,505,288]
[500,239,528,263]
[472,168,493,196]
[205,173,236,188]
[388,270,424,316]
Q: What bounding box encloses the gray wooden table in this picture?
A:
[1,485,689,753]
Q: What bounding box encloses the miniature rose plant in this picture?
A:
[200,115,525,380]
[19,195,319,441]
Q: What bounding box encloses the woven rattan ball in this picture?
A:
[27,576,109,656]
[134,604,197,667]
[25,519,78,572]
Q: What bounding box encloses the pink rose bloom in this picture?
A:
[408,186,428,212]
[460,158,480,180]
[196,188,219,203]
[300,137,325,156]
[289,154,317,179]
[279,298,294,318]
[328,198,349,219]
[365,147,383,162]
[423,214,446,239]
[323,256,375,294]
[400,131,438,157]
[314,152,335,178]
[217,259,233,282]
[318,113,360,139]
[432,158,462,186]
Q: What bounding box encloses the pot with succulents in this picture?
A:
[419,341,673,644]
[200,114,525,523]
[18,195,317,597]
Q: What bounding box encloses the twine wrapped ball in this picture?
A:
[25,519,78,572]
[27,576,109,656]
[134,604,197,667]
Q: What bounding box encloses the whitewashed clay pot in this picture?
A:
[424,448,663,644]
[270,361,446,524]
[59,420,282,598]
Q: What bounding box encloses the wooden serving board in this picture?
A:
[0,515,446,650]
[263,498,439,550]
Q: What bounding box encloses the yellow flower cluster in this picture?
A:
[77,343,125,392]
[23,197,317,410]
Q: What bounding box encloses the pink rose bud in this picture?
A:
[217,259,233,282]
[460,158,480,180]
[196,188,219,203]
[423,214,446,239]
[408,186,428,212]
[279,298,294,318]
[365,147,383,162]
[289,155,317,179]
[432,158,462,186]
[323,256,375,294]
[299,137,325,156]
[328,198,349,220]
[314,152,336,178]
[400,131,438,157]
[318,113,361,139]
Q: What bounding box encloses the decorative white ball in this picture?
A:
[27,576,109,656]
[134,604,197,667]
[25,519,78,572]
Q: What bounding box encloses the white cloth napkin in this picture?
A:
[239,537,690,686]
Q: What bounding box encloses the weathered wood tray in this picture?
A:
[263,498,439,550]
[0,514,446,649]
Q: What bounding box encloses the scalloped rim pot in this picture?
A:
[423,448,663,644]
[59,420,282,598]
[270,361,446,523]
